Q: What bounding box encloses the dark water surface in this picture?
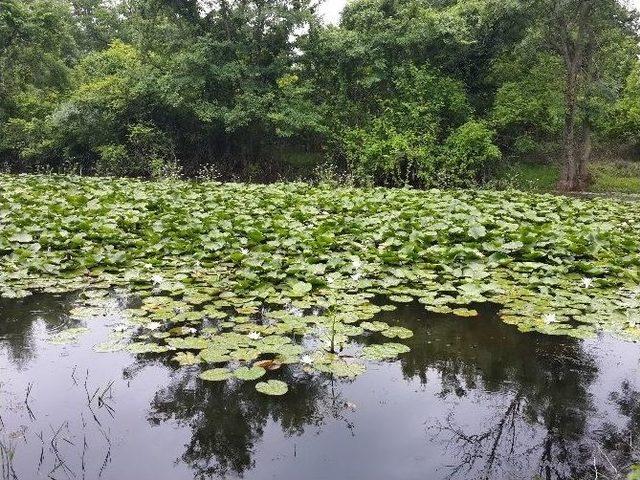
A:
[1,294,639,480]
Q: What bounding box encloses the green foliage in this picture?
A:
[433,120,502,186]
[628,464,640,480]
[342,66,498,187]
[2,174,640,362]
[611,62,640,147]
[0,0,638,184]
[0,0,78,168]
[96,124,179,178]
[491,52,565,153]
[497,160,640,195]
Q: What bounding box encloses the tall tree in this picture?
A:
[542,0,638,191]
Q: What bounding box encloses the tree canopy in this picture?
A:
[0,0,638,189]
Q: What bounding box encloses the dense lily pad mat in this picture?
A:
[1,175,640,389]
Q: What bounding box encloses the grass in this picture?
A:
[499,159,640,194]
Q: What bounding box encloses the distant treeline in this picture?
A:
[1,0,639,190]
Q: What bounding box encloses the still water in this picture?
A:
[1,294,639,480]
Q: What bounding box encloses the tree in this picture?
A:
[540,0,638,191]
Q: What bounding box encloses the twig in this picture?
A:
[71,366,78,386]
[37,430,45,472]
[25,382,36,421]
[83,370,102,427]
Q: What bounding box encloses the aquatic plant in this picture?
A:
[2,175,640,393]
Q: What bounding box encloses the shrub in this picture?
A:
[96,123,179,178]
[433,121,502,187]
[342,65,475,187]
[343,114,436,187]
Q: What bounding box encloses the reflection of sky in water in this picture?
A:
[1,295,640,479]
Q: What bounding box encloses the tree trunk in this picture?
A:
[576,122,592,189]
[557,68,580,191]
[554,1,594,192]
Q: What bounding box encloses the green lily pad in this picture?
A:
[48,327,90,345]
[172,351,201,365]
[360,321,390,332]
[199,368,232,381]
[233,366,266,380]
[361,342,411,361]
[380,326,413,339]
[255,379,288,396]
[199,348,231,363]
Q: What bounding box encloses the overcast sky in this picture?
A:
[318,0,640,25]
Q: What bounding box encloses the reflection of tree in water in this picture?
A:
[595,381,640,474]
[378,303,600,479]
[0,294,75,368]
[146,365,354,479]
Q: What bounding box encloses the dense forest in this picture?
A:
[1,0,639,190]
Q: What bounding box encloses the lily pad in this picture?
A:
[361,342,411,361]
[48,327,90,345]
[255,379,288,396]
[233,366,266,380]
[199,368,232,382]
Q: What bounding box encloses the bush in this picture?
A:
[610,62,640,148]
[96,123,179,178]
[433,121,502,187]
[343,114,435,187]
[342,65,479,187]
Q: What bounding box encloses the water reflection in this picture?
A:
[0,294,75,369]
[1,295,639,479]
[148,368,354,478]
[374,304,600,478]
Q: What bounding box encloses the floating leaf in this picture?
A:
[315,359,366,378]
[288,281,313,297]
[381,326,413,339]
[48,327,90,345]
[172,351,201,365]
[9,232,33,243]
[233,366,266,380]
[199,348,231,363]
[389,294,413,303]
[361,343,410,361]
[254,359,282,371]
[255,379,288,396]
[199,368,232,381]
[361,321,390,332]
[166,336,209,350]
[452,308,479,317]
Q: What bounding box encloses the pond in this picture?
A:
[1,293,639,480]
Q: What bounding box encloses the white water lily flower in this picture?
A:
[241,248,249,254]
[351,272,361,281]
[151,274,164,285]
[542,313,557,324]
[581,277,593,288]
[247,331,261,340]
[300,354,313,365]
[351,257,362,270]
[146,321,162,330]
[186,327,197,335]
